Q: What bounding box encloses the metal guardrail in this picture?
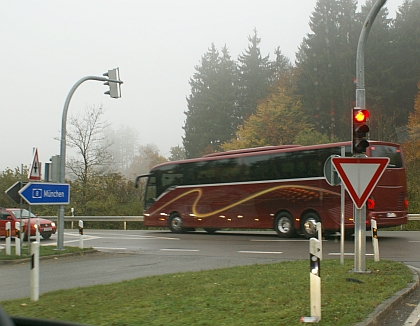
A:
[408,214,420,221]
[41,216,144,230]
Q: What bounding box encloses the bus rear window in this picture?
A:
[370,145,403,168]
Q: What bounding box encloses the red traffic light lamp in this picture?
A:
[352,108,370,154]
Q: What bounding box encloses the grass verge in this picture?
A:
[0,259,413,325]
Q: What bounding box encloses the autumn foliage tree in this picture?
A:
[221,80,312,150]
[402,82,420,212]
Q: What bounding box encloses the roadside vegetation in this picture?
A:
[0,259,413,325]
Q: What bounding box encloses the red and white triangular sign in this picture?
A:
[331,157,389,209]
[28,148,41,181]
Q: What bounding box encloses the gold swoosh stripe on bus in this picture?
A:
[150,185,340,218]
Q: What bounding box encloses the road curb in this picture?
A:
[356,265,420,326]
[0,250,98,265]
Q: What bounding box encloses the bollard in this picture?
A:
[301,237,322,323]
[30,241,40,301]
[15,222,21,256]
[5,222,11,255]
[371,219,380,262]
[36,218,40,243]
[79,220,84,249]
[316,222,322,261]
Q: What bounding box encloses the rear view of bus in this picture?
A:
[367,142,408,229]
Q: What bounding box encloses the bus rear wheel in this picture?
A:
[274,212,295,238]
[168,213,185,233]
[301,212,320,239]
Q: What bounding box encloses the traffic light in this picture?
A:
[352,108,370,154]
[103,68,121,98]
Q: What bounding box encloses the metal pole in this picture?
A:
[353,0,386,272]
[57,76,123,250]
[355,0,387,110]
[354,205,367,272]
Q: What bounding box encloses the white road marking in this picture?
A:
[328,253,374,256]
[251,239,307,242]
[92,246,127,250]
[238,251,283,254]
[160,249,199,252]
[63,232,179,241]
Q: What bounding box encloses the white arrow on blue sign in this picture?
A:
[19,182,70,205]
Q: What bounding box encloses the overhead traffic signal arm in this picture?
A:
[352,108,370,154]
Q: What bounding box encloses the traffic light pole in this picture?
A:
[57,74,123,250]
[353,0,386,272]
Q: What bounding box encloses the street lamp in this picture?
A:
[57,69,123,250]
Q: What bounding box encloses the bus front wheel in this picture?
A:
[301,212,320,239]
[274,212,295,238]
[169,213,185,233]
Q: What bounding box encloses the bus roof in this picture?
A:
[150,140,402,170]
[202,145,302,157]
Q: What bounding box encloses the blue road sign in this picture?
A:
[19,182,70,205]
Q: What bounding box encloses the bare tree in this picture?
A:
[66,105,113,185]
[106,125,140,177]
[127,144,167,178]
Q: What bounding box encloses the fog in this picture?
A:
[0,0,402,171]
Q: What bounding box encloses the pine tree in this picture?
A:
[183,44,239,158]
[296,0,359,141]
[390,0,420,135]
[360,0,396,141]
[237,29,272,122]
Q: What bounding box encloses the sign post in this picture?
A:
[332,157,389,272]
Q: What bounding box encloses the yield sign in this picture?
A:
[28,148,41,181]
[331,157,389,209]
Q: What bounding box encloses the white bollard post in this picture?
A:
[371,219,380,262]
[71,207,75,229]
[5,222,11,255]
[36,218,40,243]
[15,222,21,256]
[316,222,322,261]
[301,238,322,323]
[30,241,40,301]
[78,220,84,249]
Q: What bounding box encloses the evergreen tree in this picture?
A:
[270,47,293,85]
[296,0,359,141]
[360,0,397,141]
[183,44,239,158]
[237,29,272,122]
[390,0,420,136]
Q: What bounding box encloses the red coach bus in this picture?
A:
[136,141,408,238]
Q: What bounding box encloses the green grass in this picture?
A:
[0,259,413,325]
[0,245,93,261]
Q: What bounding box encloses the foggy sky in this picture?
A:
[0,0,401,172]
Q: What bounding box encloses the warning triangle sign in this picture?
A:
[331,157,389,209]
[28,148,41,181]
